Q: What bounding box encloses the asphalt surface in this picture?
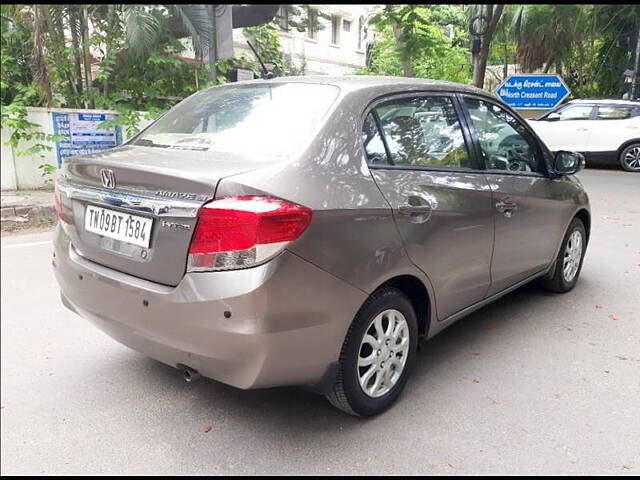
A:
[1,167,639,475]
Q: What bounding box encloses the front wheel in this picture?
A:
[539,217,587,293]
[619,143,640,172]
[326,287,418,417]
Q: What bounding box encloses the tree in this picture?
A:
[466,4,504,88]
[361,5,472,84]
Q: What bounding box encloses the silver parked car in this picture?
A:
[53,77,590,416]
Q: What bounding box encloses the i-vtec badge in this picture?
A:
[161,220,191,231]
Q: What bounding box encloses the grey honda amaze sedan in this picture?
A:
[53,76,590,416]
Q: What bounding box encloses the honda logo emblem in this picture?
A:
[100,169,116,188]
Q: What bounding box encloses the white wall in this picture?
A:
[1,107,151,191]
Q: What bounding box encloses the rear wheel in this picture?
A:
[619,143,640,172]
[326,287,418,417]
[539,218,587,293]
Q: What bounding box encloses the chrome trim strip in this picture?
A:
[57,181,202,218]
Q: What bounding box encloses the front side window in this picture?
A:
[372,96,471,169]
[464,98,543,174]
[596,106,633,120]
[133,83,339,158]
[556,105,593,120]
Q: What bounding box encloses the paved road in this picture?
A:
[1,168,639,475]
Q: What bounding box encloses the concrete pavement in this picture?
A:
[1,168,639,475]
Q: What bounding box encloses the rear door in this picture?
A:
[461,95,566,295]
[365,93,494,320]
[591,104,640,152]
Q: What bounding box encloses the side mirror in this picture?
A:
[546,112,561,121]
[553,150,585,176]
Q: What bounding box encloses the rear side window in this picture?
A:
[133,83,339,158]
[596,105,634,120]
[368,96,471,169]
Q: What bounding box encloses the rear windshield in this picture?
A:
[132,83,340,158]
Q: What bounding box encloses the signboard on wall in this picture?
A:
[496,74,571,109]
[52,112,123,167]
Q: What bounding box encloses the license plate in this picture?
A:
[84,205,153,248]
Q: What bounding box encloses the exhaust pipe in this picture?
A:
[182,367,201,383]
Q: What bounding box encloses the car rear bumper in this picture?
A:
[53,225,366,390]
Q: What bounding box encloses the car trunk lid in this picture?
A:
[58,145,278,286]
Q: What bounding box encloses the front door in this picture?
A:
[462,96,566,295]
[364,94,494,320]
[536,104,595,152]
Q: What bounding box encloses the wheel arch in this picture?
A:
[374,274,432,338]
[574,208,591,243]
[617,138,640,156]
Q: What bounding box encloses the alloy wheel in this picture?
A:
[563,230,583,282]
[357,309,410,398]
[623,146,640,171]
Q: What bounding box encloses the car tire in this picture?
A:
[539,218,587,293]
[619,143,640,172]
[326,287,418,417]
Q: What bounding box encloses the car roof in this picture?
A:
[567,99,640,106]
[238,75,490,96]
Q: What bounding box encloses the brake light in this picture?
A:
[54,181,64,221]
[187,196,312,272]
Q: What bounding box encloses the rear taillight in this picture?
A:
[54,181,64,221]
[187,196,312,272]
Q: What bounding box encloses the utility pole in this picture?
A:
[469,10,487,88]
[208,4,218,83]
[631,26,640,100]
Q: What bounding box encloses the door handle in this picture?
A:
[496,200,518,217]
[398,204,432,215]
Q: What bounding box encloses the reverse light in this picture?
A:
[187,196,312,272]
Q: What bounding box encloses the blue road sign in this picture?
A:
[496,74,571,109]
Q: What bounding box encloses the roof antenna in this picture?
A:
[246,40,275,79]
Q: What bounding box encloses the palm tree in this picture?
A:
[511,4,582,74]
[26,4,212,107]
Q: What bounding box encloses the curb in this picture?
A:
[1,204,57,228]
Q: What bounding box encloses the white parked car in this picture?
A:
[527,99,640,172]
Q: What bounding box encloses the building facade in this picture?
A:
[182,5,379,77]
[247,5,378,76]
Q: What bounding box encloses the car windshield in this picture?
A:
[133,83,340,158]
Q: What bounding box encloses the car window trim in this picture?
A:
[458,93,552,178]
[371,110,394,165]
[360,90,482,174]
